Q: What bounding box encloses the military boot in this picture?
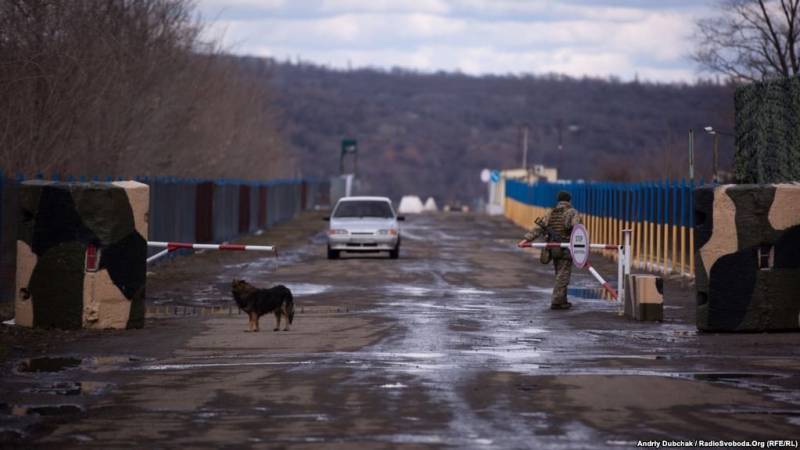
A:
[550,301,572,310]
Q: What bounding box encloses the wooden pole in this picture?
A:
[690,227,695,277]
[680,226,686,275]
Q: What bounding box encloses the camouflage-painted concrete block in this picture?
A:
[15,181,148,329]
[624,274,663,322]
[695,184,800,332]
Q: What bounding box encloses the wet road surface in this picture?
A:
[2,212,799,448]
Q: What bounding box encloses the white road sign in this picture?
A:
[570,223,590,269]
[480,168,491,183]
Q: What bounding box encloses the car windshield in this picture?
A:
[334,200,394,218]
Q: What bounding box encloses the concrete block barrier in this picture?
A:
[624,274,664,322]
[15,180,148,329]
[694,184,800,331]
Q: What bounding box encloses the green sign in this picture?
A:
[341,139,357,154]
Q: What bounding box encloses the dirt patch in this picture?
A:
[182,313,392,354]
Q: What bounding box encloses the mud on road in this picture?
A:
[1,211,799,449]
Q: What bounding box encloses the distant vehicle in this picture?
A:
[324,196,404,259]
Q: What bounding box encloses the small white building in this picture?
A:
[398,195,424,214]
[423,197,438,212]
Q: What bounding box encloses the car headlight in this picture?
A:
[378,229,398,236]
[328,229,348,235]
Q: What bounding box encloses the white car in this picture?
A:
[325,196,404,259]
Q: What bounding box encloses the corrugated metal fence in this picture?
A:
[505,178,698,278]
[0,174,330,303]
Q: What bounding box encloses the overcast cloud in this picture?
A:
[197,0,714,83]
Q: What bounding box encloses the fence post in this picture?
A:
[679,178,687,275]
[660,179,666,273]
[612,183,618,250]
[604,184,610,256]
[689,178,695,277]
[632,184,639,268]
[641,182,648,270]
[644,181,650,270]
[670,179,676,274]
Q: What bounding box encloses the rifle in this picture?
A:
[535,216,565,242]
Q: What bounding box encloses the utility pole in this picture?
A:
[557,119,564,151]
[521,125,529,170]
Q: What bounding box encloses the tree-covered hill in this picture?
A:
[256,58,734,203]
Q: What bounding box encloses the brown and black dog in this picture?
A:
[231,279,294,332]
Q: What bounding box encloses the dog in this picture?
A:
[231,279,294,332]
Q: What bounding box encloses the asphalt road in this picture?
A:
[1,211,799,449]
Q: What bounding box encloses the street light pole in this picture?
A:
[712,133,719,183]
[704,126,730,183]
[688,128,695,182]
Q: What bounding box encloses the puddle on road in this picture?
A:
[17,357,82,373]
[271,413,330,422]
[400,260,471,274]
[383,301,486,313]
[12,404,84,416]
[17,355,149,376]
[519,327,548,334]
[151,282,332,308]
[454,288,493,296]
[385,285,433,297]
[281,283,331,296]
[379,383,408,389]
[137,360,315,371]
[380,433,446,444]
[691,372,782,382]
[568,286,615,301]
[26,381,112,397]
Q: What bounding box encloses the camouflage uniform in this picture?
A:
[524,201,581,308]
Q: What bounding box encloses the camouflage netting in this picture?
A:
[694,184,800,332]
[15,181,148,329]
[734,77,800,183]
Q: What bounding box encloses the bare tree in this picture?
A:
[0,0,293,179]
[694,0,800,81]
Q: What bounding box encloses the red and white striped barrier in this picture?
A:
[516,229,632,305]
[147,241,276,264]
[518,242,620,251]
[586,263,619,300]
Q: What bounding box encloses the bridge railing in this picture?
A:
[505,178,697,278]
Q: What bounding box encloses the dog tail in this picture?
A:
[286,290,295,324]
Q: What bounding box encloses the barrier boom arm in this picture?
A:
[146,241,276,264]
[517,241,619,250]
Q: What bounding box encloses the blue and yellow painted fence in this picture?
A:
[505,179,696,278]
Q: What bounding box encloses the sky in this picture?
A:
[197,0,716,83]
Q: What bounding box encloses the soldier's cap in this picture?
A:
[557,191,571,202]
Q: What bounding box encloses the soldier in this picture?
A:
[518,191,581,310]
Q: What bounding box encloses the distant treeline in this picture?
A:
[0,0,292,179]
[255,59,735,203]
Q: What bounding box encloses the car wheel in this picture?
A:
[389,245,399,259]
[327,247,340,260]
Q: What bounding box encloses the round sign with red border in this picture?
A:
[570,223,590,269]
